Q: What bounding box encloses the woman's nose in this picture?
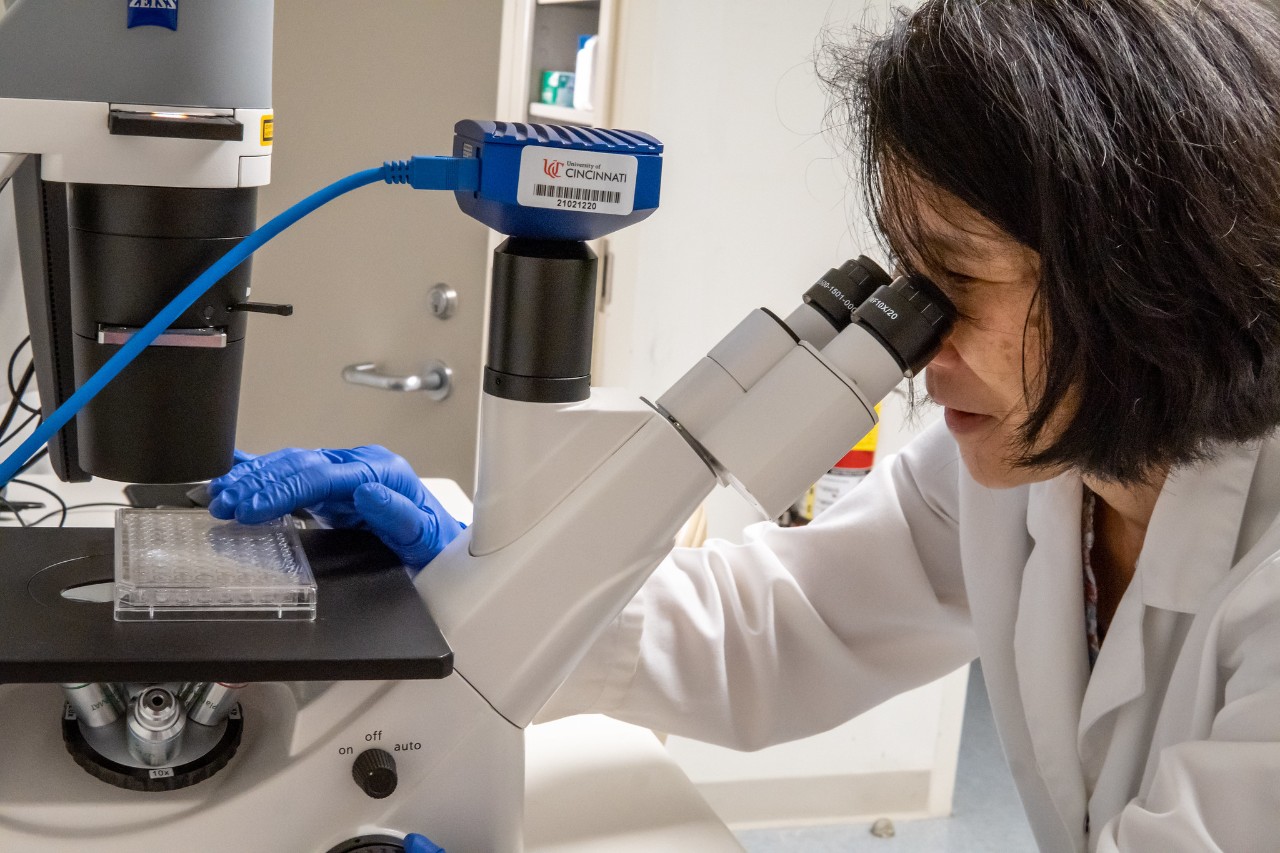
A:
[928,328,963,368]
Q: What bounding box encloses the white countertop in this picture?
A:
[526,715,742,852]
[0,474,743,852]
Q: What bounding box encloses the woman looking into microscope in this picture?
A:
[209,1,1280,848]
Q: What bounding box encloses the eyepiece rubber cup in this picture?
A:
[851,273,956,376]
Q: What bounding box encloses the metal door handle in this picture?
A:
[342,361,452,401]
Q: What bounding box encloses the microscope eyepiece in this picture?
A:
[851,273,956,376]
[801,256,892,333]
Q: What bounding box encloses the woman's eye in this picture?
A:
[931,273,979,315]
[941,269,975,284]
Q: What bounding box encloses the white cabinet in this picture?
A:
[496,0,617,128]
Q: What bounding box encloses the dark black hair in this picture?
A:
[823,0,1280,482]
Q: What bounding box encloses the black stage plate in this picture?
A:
[0,526,453,683]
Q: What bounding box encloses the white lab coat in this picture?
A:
[540,421,1280,852]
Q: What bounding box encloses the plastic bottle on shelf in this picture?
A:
[572,34,597,112]
[784,405,880,525]
[811,438,876,517]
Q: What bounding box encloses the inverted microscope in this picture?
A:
[0,2,955,850]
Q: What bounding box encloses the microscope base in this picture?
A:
[0,678,524,851]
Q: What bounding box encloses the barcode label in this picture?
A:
[534,184,621,204]
[517,145,637,215]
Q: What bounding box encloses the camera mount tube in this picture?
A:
[484,238,597,404]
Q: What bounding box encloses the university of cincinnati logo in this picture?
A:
[542,158,629,183]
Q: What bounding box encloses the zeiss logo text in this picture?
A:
[127,0,179,31]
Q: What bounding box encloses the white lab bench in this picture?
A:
[0,474,743,852]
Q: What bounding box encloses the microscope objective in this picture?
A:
[60,682,126,728]
[175,681,205,709]
[187,682,246,726]
[126,687,186,767]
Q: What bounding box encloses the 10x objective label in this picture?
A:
[518,145,637,216]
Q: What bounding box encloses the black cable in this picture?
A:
[7,337,39,414]
[0,411,39,449]
[10,478,67,527]
[6,336,29,395]
[28,501,130,528]
[3,448,107,528]
[0,361,35,440]
[0,494,29,527]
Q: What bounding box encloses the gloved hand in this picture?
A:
[403,833,445,853]
[207,446,464,570]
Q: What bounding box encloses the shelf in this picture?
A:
[528,102,597,126]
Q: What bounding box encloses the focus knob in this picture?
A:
[352,748,398,799]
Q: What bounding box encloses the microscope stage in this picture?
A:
[0,526,452,683]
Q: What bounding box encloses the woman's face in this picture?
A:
[899,189,1060,488]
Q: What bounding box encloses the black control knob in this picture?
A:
[352,749,398,799]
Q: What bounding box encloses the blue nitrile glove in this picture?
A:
[207,446,464,571]
[403,833,445,853]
